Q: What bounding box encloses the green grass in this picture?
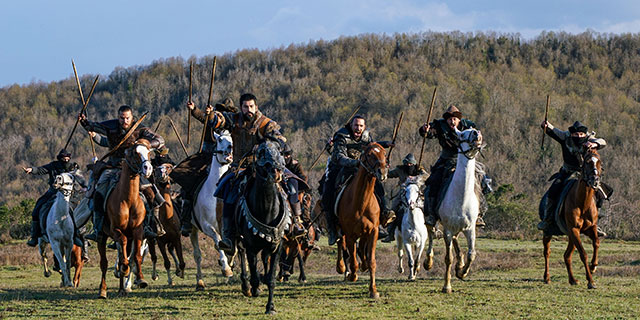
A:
[1,237,639,319]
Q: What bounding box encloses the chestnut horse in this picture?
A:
[149,163,186,286]
[543,149,602,289]
[336,142,387,299]
[98,139,153,298]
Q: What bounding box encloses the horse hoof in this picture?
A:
[125,287,133,293]
[137,280,148,289]
[99,291,107,299]
[347,273,358,282]
[265,309,277,315]
[424,257,433,271]
[409,275,416,281]
[544,278,550,284]
[298,278,307,284]
[176,269,185,279]
[591,266,598,273]
[196,280,205,291]
[569,280,579,286]
[398,267,404,274]
[152,274,159,281]
[442,287,452,294]
[44,271,51,278]
[588,283,597,289]
[223,267,233,278]
[118,289,128,297]
[242,288,252,297]
[370,292,380,299]
[456,272,467,280]
[251,288,261,297]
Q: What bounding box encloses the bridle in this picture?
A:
[359,144,387,181]
[457,129,483,159]
[581,150,601,189]
[125,142,152,176]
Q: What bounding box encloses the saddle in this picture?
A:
[539,179,578,236]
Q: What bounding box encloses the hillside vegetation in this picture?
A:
[1,31,638,239]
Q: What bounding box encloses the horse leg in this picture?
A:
[247,252,261,297]
[358,240,369,272]
[98,237,108,298]
[133,235,148,289]
[457,228,477,280]
[415,235,427,276]
[336,236,346,275]
[239,248,251,297]
[367,230,379,299]
[297,245,307,283]
[158,240,173,286]
[564,236,578,285]
[112,229,129,280]
[149,238,159,281]
[569,228,595,289]
[38,241,51,278]
[71,245,83,288]
[345,236,359,282]
[452,236,465,277]
[442,231,454,293]
[209,228,233,279]
[51,242,70,287]
[423,225,435,271]
[396,234,405,274]
[189,231,205,291]
[63,241,74,287]
[265,247,281,315]
[543,235,552,284]
[588,226,599,274]
[404,241,415,280]
[173,237,186,279]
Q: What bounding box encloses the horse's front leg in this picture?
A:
[367,230,379,299]
[173,236,186,279]
[247,252,261,297]
[133,232,148,289]
[543,235,552,284]
[396,234,405,274]
[336,236,346,275]
[452,236,465,277]
[568,228,595,289]
[457,227,476,280]
[423,225,435,271]
[345,236,359,282]
[112,229,129,278]
[564,234,578,286]
[296,245,307,283]
[587,225,599,274]
[157,240,173,285]
[265,246,281,315]
[403,241,414,280]
[97,237,109,298]
[442,231,454,293]
[239,248,251,297]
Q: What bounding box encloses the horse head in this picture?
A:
[254,140,285,183]
[125,139,153,178]
[359,142,388,181]
[582,149,602,189]
[213,130,233,165]
[153,163,174,184]
[456,128,483,159]
[53,172,75,197]
[404,173,428,210]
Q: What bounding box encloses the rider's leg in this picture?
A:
[180,196,193,237]
[538,180,563,230]
[27,191,52,247]
[374,180,395,227]
[322,169,339,245]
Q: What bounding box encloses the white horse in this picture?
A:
[395,174,430,280]
[38,172,76,287]
[190,130,233,289]
[435,128,483,293]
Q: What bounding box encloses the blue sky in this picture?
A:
[1,0,639,87]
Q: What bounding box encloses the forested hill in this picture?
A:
[1,31,639,239]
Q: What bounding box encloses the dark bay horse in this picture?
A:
[149,163,186,285]
[543,149,602,289]
[336,142,387,299]
[237,141,290,314]
[98,139,153,298]
[278,223,316,283]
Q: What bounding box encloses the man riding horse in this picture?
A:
[382,153,426,243]
[23,149,89,260]
[79,105,166,242]
[537,120,610,236]
[322,114,395,246]
[171,98,236,236]
[419,105,487,228]
[189,93,304,255]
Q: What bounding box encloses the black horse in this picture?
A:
[236,141,291,315]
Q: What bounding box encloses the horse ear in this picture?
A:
[214,131,220,141]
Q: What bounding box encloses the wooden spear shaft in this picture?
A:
[199,56,216,154]
[387,111,404,164]
[64,73,99,151]
[71,60,96,159]
[417,86,437,169]
[169,118,189,158]
[541,95,550,150]
[187,61,193,145]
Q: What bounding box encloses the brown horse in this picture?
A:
[148,163,186,285]
[278,224,316,283]
[98,139,154,298]
[336,142,387,299]
[543,148,602,289]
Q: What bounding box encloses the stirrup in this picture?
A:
[381,234,395,243]
[537,220,549,231]
[26,237,38,247]
[425,215,437,227]
[219,238,236,256]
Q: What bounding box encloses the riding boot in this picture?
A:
[27,221,40,247]
[291,201,305,237]
[219,204,237,256]
[325,212,339,246]
[425,197,438,227]
[86,193,104,242]
[537,197,555,230]
[180,199,193,237]
[143,203,158,239]
[381,222,396,243]
[82,239,90,262]
[152,184,166,209]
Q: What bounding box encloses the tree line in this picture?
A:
[1,30,638,240]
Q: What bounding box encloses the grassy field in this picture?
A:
[0,236,639,319]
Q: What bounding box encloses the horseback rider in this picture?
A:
[322,114,395,246]
[172,98,236,236]
[79,105,166,242]
[382,153,426,243]
[537,120,610,236]
[23,149,87,250]
[190,93,296,255]
[419,105,486,228]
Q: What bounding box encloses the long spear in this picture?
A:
[387,111,404,164]
[65,68,99,151]
[72,60,97,159]
[154,117,163,133]
[187,61,193,145]
[417,86,437,169]
[199,56,216,153]
[541,95,550,150]
[307,105,361,172]
[99,112,148,162]
[169,118,189,158]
